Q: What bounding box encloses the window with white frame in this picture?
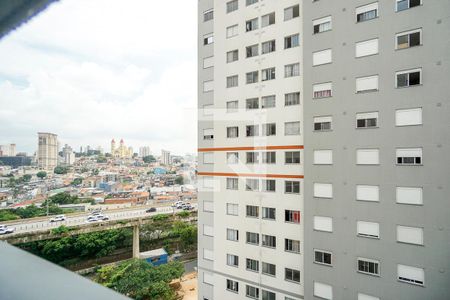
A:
[356,75,378,93]
[202,176,214,189]
[227,126,239,138]
[203,80,214,92]
[357,221,380,238]
[203,248,214,261]
[396,0,421,12]
[285,92,300,105]
[285,210,301,224]
[397,264,424,286]
[314,150,333,165]
[356,185,379,202]
[226,178,239,190]
[226,75,238,88]
[246,152,259,164]
[314,249,332,265]
[356,38,379,57]
[262,290,276,300]
[396,29,421,49]
[262,234,276,248]
[227,203,239,216]
[396,68,421,87]
[396,186,423,205]
[262,40,276,54]
[226,0,238,13]
[227,254,239,267]
[262,207,276,220]
[314,183,333,198]
[227,228,239,241]
[203,33,214,45]
[285,268,300,283]
[314,116,332,131]
[285,238,300,253]
[246,0,258,6]
[356,112,378,128]
[246,125,259,137]
[246,285,260,299]
[203,152,214,164]
[226,279,239,293]
[356,149,379,165]
[262,123,276,136]
[246,44,259,58]
[285,34,299,49]
[226,49,238,63]
[245,178,259,191]
[285,121,300,135]
[396,148,422,165]
[284,5,299,21]
[246,71,259,84]
[203,56,214,68]
[358,293,380,300]
[203,225,214,237]
[262,95,276,108]
[203,128,214,140]
[203,9,213,22]
[246,18,258,32]
[226,24,238,38]
[313,82,332,98]
[262,67,276,81]
[246,205,259,218]
[313,16,332,34]
[285,181,300,194]
[246,97,259,110]
[203,271,214,285]
[397,225,423,245]
[226,100,238,112]
[285,151,300,164]
[314,216,333,232]
[356,2,378,22]
[202,104,213,117]
[227,152,239,164]
[285,63,300,77]
[314,282,333,300]
[261,12,275,27]
[262,262,276,276]
[395,108,422,126]
[358,258,380,276]
[203,200,214,212]
[262,152,276,164]
[246,232,259,245]
[313,49,332,66]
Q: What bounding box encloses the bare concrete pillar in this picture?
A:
[132,225,140,259]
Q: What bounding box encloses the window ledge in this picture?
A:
[395,84,423,89]
[357,271,380,277]
[313,29,332,35]
[314,261,333,267]
[395,44,423,51]
[356,16,379,24]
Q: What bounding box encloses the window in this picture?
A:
[203,225,214,237]
[246,258,259,272]
[285,238,300,253]
[285,151,300,164]
[262,152,276,164]
[262,290,275,300]
[357,221,380,238]
[356,38,379,57]
[227,254,239,267]
[246,44,259,58]
[246,98,259,109]
[245,178,259,191]
[356,75,378,93]
[314,116,332,131]
[395,108,422,126]
[262,207,276,220]
[203,80,214,92]
[356,149,380,165]
[358,258,380,276]
[313,49,332,66]
[314,282,332,300]
[313,16,332,34]
[246,232,259,245]
[356,185,379,202]
[261,12,275,27]
[203,128,214,140]
[227,152,239,164]
[396,0,421,12]
[203,152,214,164]
[313,183,333,198]
[246,125,259,137]
[313,150,333,165]
[396,186,423,205]
[246,71,259,84]
[262,95,276,108]
[358,293,380,300]
[246,285,259,299]
[202,176,214,189]
[397,264,424,286]
[246,205,259,218]
[285,121,300,135]
[226,0,238,13]
[226,24,239,38]
[397,225,424,245]
[203,33,214,45]
[285,268,300,283]
[284,5,299,21]
[314,216,333,232]
[227,75,238,88]
[203,9,213,22]
[261,40,276,54]
[227,50,239,63]
[203,248,213,261]
[314,250,332,265]
[227,203,239,216]
[262,262,276,276]
[246,0,258,6]
[262,234,276,248]
[396,148,422,165]
[246,18,258,32]
[356,112,378,128]
[285,210,301,224]
[227,228,239,241]
[313,82,332,98]
[227,126,239,138]
[285,181,300,194]
[285,34,299,49]
[396,68,421,87]
[203,272,214,285]
[356,2,378,22]
[202,104,213,117]
[203,200,214,212]
[226,279,239,293]
[227,178,239,190]
[285,63,300,77]
[246,152,259,164]
[203,56,214,68]
[396,29,421,49]
[262,67,276,81]
[226,100,238,112]
[262,123,276,136]
[285,92,300,106]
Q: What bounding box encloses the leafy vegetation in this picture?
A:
[0,204,65,221]
[36,171,47,179]
[143,155,156,163]
[54,166,69,174]
[71,178,83,186]
[42,192,94,206]
[174,176,183,185]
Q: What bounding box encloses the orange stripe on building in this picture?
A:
[198,172,304,179]
[198,145,304,152]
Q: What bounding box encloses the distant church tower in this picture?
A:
[111,139,116,156]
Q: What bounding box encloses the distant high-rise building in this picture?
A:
[0,144,16,156]
[62,144,76,165]
[139,146,151,158]
[37,132,58,170]
[110,138,133,158]
[161,150,171,165]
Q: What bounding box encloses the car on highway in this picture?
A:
[86,215,110,223]
[145,207,157,213]
[49,215,66,223]
[182,203,193,211]
[172,201,183,208]
[0,225,15,235]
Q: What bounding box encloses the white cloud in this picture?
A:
[0,0,198,155]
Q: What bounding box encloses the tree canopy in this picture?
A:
[143,155,156,163]
[54,166,69,174]
[36,171,47,179]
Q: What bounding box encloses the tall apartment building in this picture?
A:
[198,1,450,300]
[62,144,76,166]
[37,132,58,170]
[139,146,151,158]
[161,150,171,165]
[0,144,16,157]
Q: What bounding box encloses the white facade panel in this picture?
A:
[314,183,333,198]
[314,150,333,165]
[357,221,380,238]
[396,148,422,157]
[396,108,422,126]
[356,185,379,202]
[356,75,378,92]
[203,56,214,68]
[314,216,333,232]
[398,264,424,284]
[356,149,379,165]
[203,80,214,92]
[356,2,378,15]
[356,38,379,57]
[203,152,214,164]
[396,186,423,205]
[314,281,333,299]
[203,271,214,285]
[313,49,332,66]
[313,82,332,92]
[358,293,380,300]
[203,248,214,261]
[203,200,214,212]
[203,225,214,237]
[397,225,424,245]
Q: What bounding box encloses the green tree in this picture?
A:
[0,210,19,221]
[174,176,183,185]
[45,192,80,205]
[143,155,156,163]
[36,171,47,179]
[22,174,32,182]
[92,169,99,176]
[97,156,107,163]
[170,221,197,252]
[71,178,82,186]
[54,166,69,174]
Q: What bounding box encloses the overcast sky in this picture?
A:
[0,0,197,156]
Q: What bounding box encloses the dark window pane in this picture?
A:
[324,253,332,264]
[314,123,321,131]
[397,73,408,87]
[397,157,403,164]
[409,71,421,85]
[367,118,377,127]
[409,32,421,47]
[357,119,366,128]
[313,25,320,34]
[410,0,421,8]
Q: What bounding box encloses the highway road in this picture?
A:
[0,204,197,236]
